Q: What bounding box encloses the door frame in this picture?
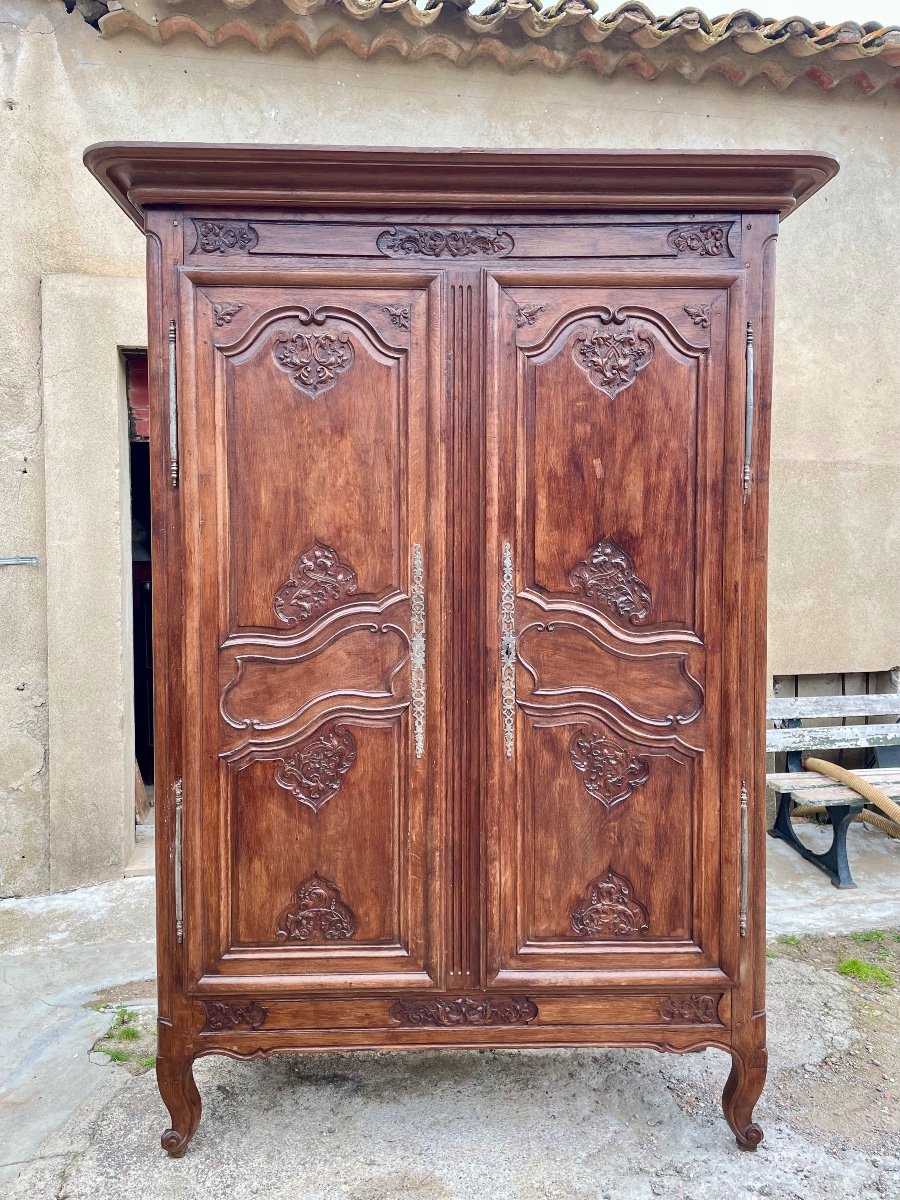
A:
[41,273,146,890]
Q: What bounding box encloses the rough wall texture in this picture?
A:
[0,0,897,893]
[42,275,145,893]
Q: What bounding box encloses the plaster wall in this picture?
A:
[0,0,897,893]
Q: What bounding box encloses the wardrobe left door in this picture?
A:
[177,270,447,994]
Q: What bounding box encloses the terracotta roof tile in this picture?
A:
[94,2,900,93]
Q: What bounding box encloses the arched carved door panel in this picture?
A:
[178,273,447,990]
[484,273,747,988]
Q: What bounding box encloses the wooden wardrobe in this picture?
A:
[85,144,837,1155]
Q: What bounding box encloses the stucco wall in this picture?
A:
[1,0,897,894]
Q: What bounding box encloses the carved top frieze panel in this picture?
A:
[377,226,514,258]
[573,317,654,400]
[274,541,358,626]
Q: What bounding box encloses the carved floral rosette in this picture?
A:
[571,869,650,938]
[202,1000,267,1033]
[376,226,514,258]
[515,302,545,328]
[684,303,711,329]
[275,874,357,942]
[192,220,258,254]
[569,536,652,623]
[382,304,411,330]
[213,301,244,327]
[658,994,719,1024]
[274,725,357,812]
[568,727,650,809]
[272,326,355,396]
[573,318,654,400]
[667,224,727,257]
[274,541,358,625]
[389,996,538,1027]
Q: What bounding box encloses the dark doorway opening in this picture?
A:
[126,352,154,785]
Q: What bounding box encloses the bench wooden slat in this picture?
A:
[776,790,867,808]
[766,694,900,720]
[765,722,900,753]
[767,786,900,806]
[767,768,900,791]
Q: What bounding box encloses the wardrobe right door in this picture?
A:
[483,269,748,994]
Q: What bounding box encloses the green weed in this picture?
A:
[836,958,894,987]
[851,930,886,944]
[106,1048,131,1063]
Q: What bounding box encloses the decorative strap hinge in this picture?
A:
[742,322,754,502]
[168,319,179,489]
[739,780,749,937]
[500,541,516,758]
[173,777,184,944]
[410,543,426,759]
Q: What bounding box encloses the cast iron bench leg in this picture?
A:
[768,794,862,889]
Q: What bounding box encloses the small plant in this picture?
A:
[837,958,894,987]
[778,934,801,947]
[851,930,886,944]
[106,1048,131,1063]
[139,1056,157,1070]
[115,1025,141,1042]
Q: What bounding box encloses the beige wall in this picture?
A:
[1,0,897,894]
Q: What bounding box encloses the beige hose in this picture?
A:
[791,755,900,840]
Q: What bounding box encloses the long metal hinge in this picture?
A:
[410,543,426,759]
[173,778,184,944]
[739,780,749,937]
[500,541,516,758]
[742,322,754,502]
[168,319,179,489]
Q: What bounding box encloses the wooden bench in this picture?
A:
[766,694,900,889]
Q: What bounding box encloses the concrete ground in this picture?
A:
[1,831,898,1200]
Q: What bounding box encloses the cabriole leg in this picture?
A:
[722,1046,766,1151]
[157,1022,201,1157]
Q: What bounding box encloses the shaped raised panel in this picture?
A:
[514,716,698,951]
[229,719,410,952]
[219,620,409,750]
[509,299,708,633]
[212,299,415,632]
[517,619,704,734]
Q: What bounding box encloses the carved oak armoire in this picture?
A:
[85,145,837,1155]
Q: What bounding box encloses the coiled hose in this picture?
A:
[791,755,900,839]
